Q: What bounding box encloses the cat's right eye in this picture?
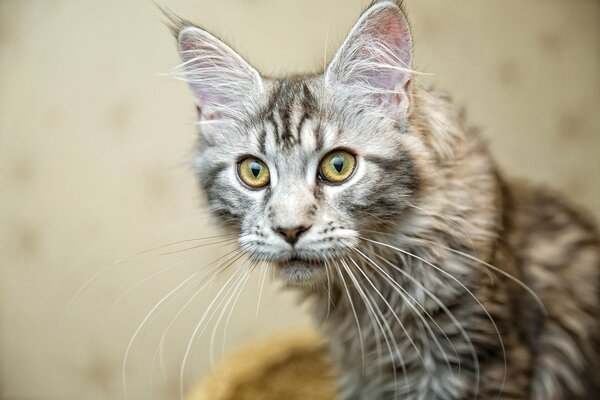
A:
[237,157,270,189]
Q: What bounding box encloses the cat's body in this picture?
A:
[172,1,599,399]
[308,86,600,400]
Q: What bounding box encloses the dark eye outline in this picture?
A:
[317,148,357,185]
[236,156,270,190]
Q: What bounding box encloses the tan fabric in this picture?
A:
[188,330,338,400]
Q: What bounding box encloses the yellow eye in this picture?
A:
[238,157,270,188]
[319,150,356,183]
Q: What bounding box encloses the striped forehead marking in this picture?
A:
[261,80,320,152]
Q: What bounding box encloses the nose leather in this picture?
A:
[274,225,310,245]
[268,176,316,245]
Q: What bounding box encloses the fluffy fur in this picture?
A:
[173,1,600,399]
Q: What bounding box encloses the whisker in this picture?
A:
[62,258,134,322]
[215,259,258,366]
[112,242,238,307]
[324,261,334,319]
[144,249,245,393]
[152,249,248,380]
[61,234,241,321]
[362,236,504,397]
[178,244,260,400]
[419,238,546,315]
[122,271,206,398]
[209,257,256,367]
[328,258,367,374]
[178,263,249,400]
[255,260,269,317]
[136,233,238,256]
[348,256,410,386]
[340,259,406,387]
[352,249,456,376]
[362,248,481,395]
[348,251,425,363]
[153,237,239,257]
[358,252,480,398]
[407,203,478,254]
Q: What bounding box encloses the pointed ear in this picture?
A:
[325,1,413,117]
[177,26,263,122]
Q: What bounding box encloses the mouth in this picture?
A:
[285,255,323,266]
[274,254,326,286]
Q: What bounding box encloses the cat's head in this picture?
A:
[175,1,424,287]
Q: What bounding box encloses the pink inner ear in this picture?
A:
[370,7,411,55]
[327,3,413,90]
[360,7,412,91]
[325,3,414,117]
[179,37,235,111]
[178,27,262,121]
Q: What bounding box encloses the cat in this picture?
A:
[171,1,600,399]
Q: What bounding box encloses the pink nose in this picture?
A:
[274,225,310,245]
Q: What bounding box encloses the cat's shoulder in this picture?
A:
[504,180,598,243]
[502,180,600,398]
[502,179,599,288]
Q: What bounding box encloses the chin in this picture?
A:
[275,258,327,288]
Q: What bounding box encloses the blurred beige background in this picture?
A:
[0,0,598,399]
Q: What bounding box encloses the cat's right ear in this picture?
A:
[177,26,263,123]
[325,1,413,119]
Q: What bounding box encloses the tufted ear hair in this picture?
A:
[325,0,413,118]
[177,26,263,123]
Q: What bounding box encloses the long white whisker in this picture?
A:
[122,272,201,399]
[218,260,257,365]
[347,252,424,363]
[61,234,239,322]
[329,259,367,374]
[255,261,269,317]
[363,237,503,397]
[340,258,401,391]
[352,249,456,374]
[62,257,134,322]
[153,249,247,380]
[407,203,478,254]
[144,246,246,394]
[154,237,239,257]
[112,241,237,307]
[178,264,248,400]
[367,250,480,389]
[420,238,546,315]
[136,234,238,256]
[343,256,408,390]
[324,261,334,319]
[209,258,255,368]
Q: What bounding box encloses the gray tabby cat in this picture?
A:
[172,1,600,399]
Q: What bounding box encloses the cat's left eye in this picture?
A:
[318,150,357,184]
[237,157,270,189]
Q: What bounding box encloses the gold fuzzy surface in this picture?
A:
[188,330,338,400]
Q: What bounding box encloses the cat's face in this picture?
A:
[177,1,417,286]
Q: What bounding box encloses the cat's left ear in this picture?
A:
[177,26,263,123]
[325,1,413,117]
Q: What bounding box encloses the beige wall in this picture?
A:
[1,0,598,399]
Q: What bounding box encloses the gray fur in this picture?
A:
[174,1,600,399]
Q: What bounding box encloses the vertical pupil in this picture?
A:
[331,155,344,173]
[250,161,261,178]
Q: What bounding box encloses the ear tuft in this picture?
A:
[175,26,263,122]
[326,1,413,118]
[158,6,194,40]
